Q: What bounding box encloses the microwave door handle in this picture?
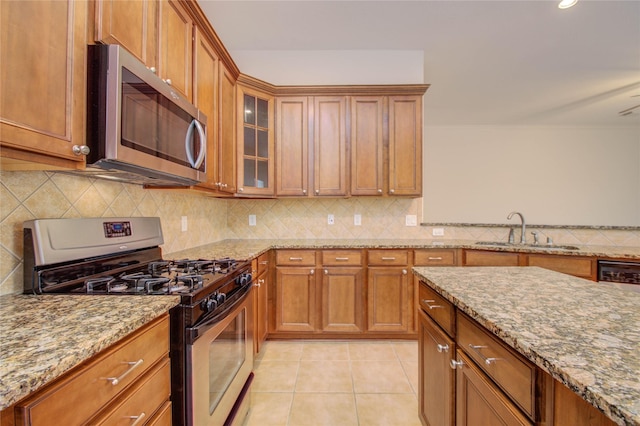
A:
[185,119,206,169]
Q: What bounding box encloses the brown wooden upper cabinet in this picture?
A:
[94,0,157,70]
[237,84,275,196]
[216,62,238,194]
[388,95,423,196]
[350,96,384,195]
[275,96,348,197]
[0,0,88,169]
[158,0,193,102]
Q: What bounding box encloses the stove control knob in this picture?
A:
[201,297,217,312]
[216,293,227,304]
[237,273,252,286]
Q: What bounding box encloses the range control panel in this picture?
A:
[103,221,132,238]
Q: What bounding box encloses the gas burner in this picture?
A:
[84,276,114,292]
[212,257,238,273]
[172,259,215,274]
[148,261,171,276]
[177,274,204,289]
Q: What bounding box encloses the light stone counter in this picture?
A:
[413,266,640,426]
[0,295,180,410]
[165,238,640,261]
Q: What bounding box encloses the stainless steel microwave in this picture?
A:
[84,44,207,186]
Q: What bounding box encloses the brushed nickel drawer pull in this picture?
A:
[422,299,443,310]
[428,257,443,261]
[468,344,501,365]
[259,261,269,265]
[289,257,303,261]
[381,257,396,261]
[436,343,450,353]
[105,359,143,385]
[129,412,146,426]
[335,257,350,261]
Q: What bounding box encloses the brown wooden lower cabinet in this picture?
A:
[463,249,520,266]
[418,279,619,426]
[418,309,455,426]
[274,265,317,332]
[526,254,596,280]
[455,350,532,426]
[367,266,412,333]
[6,315,171,426]
[321,266,364,332]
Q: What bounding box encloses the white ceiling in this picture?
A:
[199,0,640,126]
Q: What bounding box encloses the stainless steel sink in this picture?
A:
[474,241,580,251]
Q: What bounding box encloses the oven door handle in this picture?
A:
[185,283,253,344]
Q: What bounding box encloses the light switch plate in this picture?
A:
[405,215,417,226]
[354,214,362,226]
[249,215,256,226]
[328,214,335,225]
[181,216,188,232]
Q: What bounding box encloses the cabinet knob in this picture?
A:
[239,188,244,192]
[436,344,450,353]
[302,189,307,195]
[377,189,382,194]
[72,145,90,156]
[324,269,328,275]
[402,269,407,275]
[147,66,156,74]
[450,359,464,370]
[315,190,320,195]
[389,189,395,194]
[310,269,315,275]
[164,78,172,85]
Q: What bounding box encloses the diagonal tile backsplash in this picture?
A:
[0,171,228,295]
[1,171,639,295]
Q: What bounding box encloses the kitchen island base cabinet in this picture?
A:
[454,350,532,426]
[418,309,455,426]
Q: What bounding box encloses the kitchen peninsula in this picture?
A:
[413,266,640,426]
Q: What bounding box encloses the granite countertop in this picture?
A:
[0,295,180,410]
[412,266,640,426]
[165,238,640,261]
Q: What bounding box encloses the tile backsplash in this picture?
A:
[1,171,638,295]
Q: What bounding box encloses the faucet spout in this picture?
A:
[507,211,526,244]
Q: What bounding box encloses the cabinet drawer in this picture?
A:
[257,252,270,275]
[526,255,595,280]
[419,282,455,337]
[276,250,316,266]
[92,358,171,425]
[322,250,362,266]
[16,315,169,425]
[464,250,520,266]
[414,249,457,266]
[457,313,535,419]
[368,250,409,266]
[147,401,172,426]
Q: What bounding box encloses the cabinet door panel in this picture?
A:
[218,63,237,193]
[526,254,596,280]
[321,267,364,332]
[275,267,316,332]
[1,0,86,165]
[158,0,192,101]
[367,267,411,332]
[313,96,347,196]
[455,351,531,426]
[94,0,157,68]
[388,95,422,196]
[350,96,384,195]
[276,97,309,196]
[419,310,455,426]
[193,28,219,191]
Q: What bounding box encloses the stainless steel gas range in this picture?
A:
[23,217,255,426]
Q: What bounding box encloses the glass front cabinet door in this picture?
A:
[237,84,274,196]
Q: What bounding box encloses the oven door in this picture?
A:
[186,288,254,426]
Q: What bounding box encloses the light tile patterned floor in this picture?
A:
[243,340,421,426]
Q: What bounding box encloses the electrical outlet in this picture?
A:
[405,215,417,226]
[181,216,188,232]
[432,227,445,236]
[249,215,256,226]
[354,214,362,226]
[327,214,335,225]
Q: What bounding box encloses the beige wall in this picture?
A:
[423,125,640,226]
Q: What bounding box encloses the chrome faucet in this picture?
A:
[507,211,526,244]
